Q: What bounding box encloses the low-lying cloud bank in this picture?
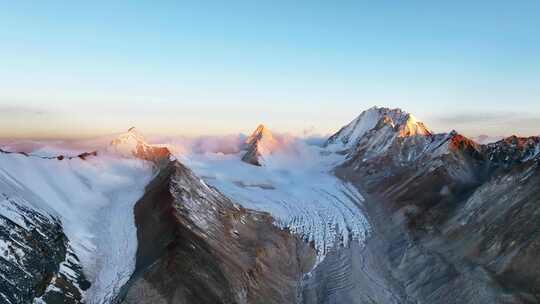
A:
[0,131,327,158]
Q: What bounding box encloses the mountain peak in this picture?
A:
[254,124,267,132]
[326,107,431,151]
[245,124,274,146]
[242,124,280,166]
[398,114,432,137]
[109,128,171,164]
[110,127,147,150]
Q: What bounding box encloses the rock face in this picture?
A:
[326,107,540,303]
[443,157,540,299]
[0,200,87,304]
[120,160,316,304]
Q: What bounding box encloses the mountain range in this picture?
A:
[0,107,539,304]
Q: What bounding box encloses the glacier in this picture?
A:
[179,138,371,258]
[0,152,154,304]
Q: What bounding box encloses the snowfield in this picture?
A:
[179,139,371,258]
[0,152,154,304]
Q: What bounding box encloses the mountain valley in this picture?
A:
[0,107,539,304]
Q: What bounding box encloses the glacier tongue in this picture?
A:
[181,140,371,259]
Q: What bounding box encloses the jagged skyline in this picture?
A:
[1,1,539,138]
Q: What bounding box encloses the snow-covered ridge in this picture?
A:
[109,127,147,156]
[485,135,540,163]
[0,131,157,304]
[324,107,491,168]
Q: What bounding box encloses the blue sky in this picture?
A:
[0,1,539,138]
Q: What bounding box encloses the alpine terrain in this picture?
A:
[1,107,539,304]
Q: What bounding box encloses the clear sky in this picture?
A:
[0,0,539,139]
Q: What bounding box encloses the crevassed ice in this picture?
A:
[182,143,371,260]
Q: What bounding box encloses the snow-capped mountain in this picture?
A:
[326,108,483,190]
[328,107,486,188]
[109,127,171,163]
[325,106,431,153]
[1,109,540,304]
[325,107,540,302]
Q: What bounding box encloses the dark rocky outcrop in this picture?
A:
[0,197,89,304]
